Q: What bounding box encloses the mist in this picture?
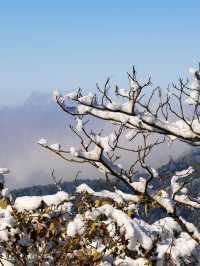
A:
[0,91,191,189]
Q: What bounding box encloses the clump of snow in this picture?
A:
[171,166,194,195]
[89,204,152,251]
[153,190,174,214]
[52,89,61,101]
[156,232,198,265]
[153,217,181,239]
[15,196,42,211]
[115,189,140,203]
[131,177,146,193]
[106,102,121,111]
[176,166,194,177]
[180,217,200,241]
[78,95,93,105]
[57,201,73,213]
[105,101,133,113]
[63,92,78,100]
[49,143,61,151]
[76,183,95,194]
[76,183,123,204]
[70,146,101,161]
[37,138,48,147]
[90,132,117,152]
[0,208,15,241]
[151,167,159,178]
[115,86,130,98]
[75,117,83,132]
[77,104,91,114]
[175,194,200,208]
[0,259,14,266]
[14,191,69,212]
[1,188,10,199]
[0,168,10,184]
[67,214,85,237]
[70,147,78,157]
[129,78,139,91]
[42,191,69,206]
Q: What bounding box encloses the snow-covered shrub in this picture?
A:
[1,179,200,265]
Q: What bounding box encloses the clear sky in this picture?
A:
[0,1,200,106]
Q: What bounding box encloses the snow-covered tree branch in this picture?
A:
[53,66,200,145]
[1,66,200,265]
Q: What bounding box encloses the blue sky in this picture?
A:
[0,1,200,106]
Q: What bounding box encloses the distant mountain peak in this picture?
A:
[24,91,53,107]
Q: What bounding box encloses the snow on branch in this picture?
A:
[54,66,200,145]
